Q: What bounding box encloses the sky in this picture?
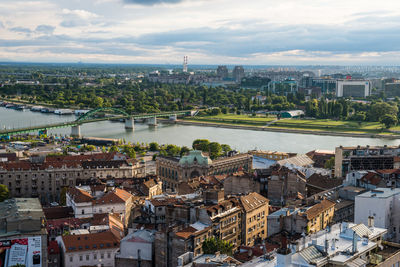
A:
[1,0,400,65]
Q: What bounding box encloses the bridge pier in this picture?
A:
[148,116,157,126]
[125,118,134,129]
[71,125,81,138]
[169,114,177,121]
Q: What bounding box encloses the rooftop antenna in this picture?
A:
[183,56,188,73]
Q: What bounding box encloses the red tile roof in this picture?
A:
[61,231,120,253]
[304,200,335,220]
[48,240,60,255]
[93,188,132,205]
[175,226,197,239]
[67,187,93,203]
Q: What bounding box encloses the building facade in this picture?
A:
[335,145,400,177]
[336,79,371,97]
[156,150,252,192]
[239,193,269,246]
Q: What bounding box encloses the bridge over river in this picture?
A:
[0,107,195,138]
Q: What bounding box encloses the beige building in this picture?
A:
[0,153,143,203]
[157,150,252,192]
[239,192,269,246]
[299,199,335,234]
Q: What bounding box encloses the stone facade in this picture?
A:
[156,150,252,192]
[0,153,142,204]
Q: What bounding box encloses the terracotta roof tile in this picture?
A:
[62,231,120,253]
[175,226,197,239]
[67,187,93,203]
[304,199,335,220]
[240,192,269,212]
[94,188,132,205]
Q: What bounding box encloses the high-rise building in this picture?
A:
[232,65,245,83]
[183,56,188,73]
[216,65,228,79]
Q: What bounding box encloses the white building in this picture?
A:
[57,231,120,267]
[240,222,388,267]
[336,80,370,98]
[66,187,134,225]
[66,187,94,218]
[115,229,156,267]
[355,187,400,242]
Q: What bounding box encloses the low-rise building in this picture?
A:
[299,199,335,234]
[115,229,156,267]
[57,231,120,267]
[0,198,48,267]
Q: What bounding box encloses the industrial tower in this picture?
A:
[183,56,188,73]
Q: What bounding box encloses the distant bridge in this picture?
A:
[0,108,194,138]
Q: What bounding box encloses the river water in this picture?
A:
[1,108,399,153]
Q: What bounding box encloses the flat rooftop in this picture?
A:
[356,188,400,199]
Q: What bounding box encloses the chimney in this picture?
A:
[352,231,358,254]
[368,216,374,229]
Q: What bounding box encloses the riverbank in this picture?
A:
[162,119,400,139]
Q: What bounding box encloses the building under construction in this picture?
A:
[335,145,400,177]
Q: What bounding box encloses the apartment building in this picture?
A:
[0,152,143,203]
[239,192,269,246]
[57,231,120,267]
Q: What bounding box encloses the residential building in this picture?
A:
[233,66,245,83]
[199,198,243,252]
[115,229,156,267]
[0,152,142,203]
[156,150,252,192]
[0,198,48,267]
[240,222,389,267]
[139,178,162,199]
[336,79,371,97]
[239,192,269,246]
[267,165,307,206]
[57,231,120,267]
[216,65,228,79]
[334,145,400,177]
[66,187,134,226]
[385,82,400,97]
[177,252,241,267]
[306,149,335,168]
[355,188,400,242]
[298,199,335,234]
[223,171,261,196]
[48,240,61,267]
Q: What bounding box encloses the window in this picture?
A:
[86,255,89,260]
[107,252,111,258]
[79,255,83,261]
[94,254,97,260]
[101,253,104,259]
[69,256,73,262]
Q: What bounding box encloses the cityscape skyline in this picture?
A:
[1,0,400,64]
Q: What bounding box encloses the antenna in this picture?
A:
[183,56,188,73]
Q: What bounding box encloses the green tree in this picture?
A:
[192,139,210,151]
[202,237,234,256]
[0,184,9,202]
[149,142,159,151]
[209,142,222,159]
[109,145,119,153]
[368,102,398,122]
[380,114,398,128]
[59,187,67,206]
[324,157,335,169]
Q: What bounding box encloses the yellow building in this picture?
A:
[249,150,290,161]
[301,199,335,234]
[240,192,269,246]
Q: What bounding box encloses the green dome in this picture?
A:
[179,150,212,166]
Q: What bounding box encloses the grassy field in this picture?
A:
[184,114,396,135]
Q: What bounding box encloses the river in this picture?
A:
[1,107,399,153]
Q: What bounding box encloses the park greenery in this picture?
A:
[0,184,9,202]
[1,64,400,130]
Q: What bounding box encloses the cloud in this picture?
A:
[123,0,183,5]
[35,24,55,34]
[0,21,4,28]
[60,9,100,28]
[9,27,32,33]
